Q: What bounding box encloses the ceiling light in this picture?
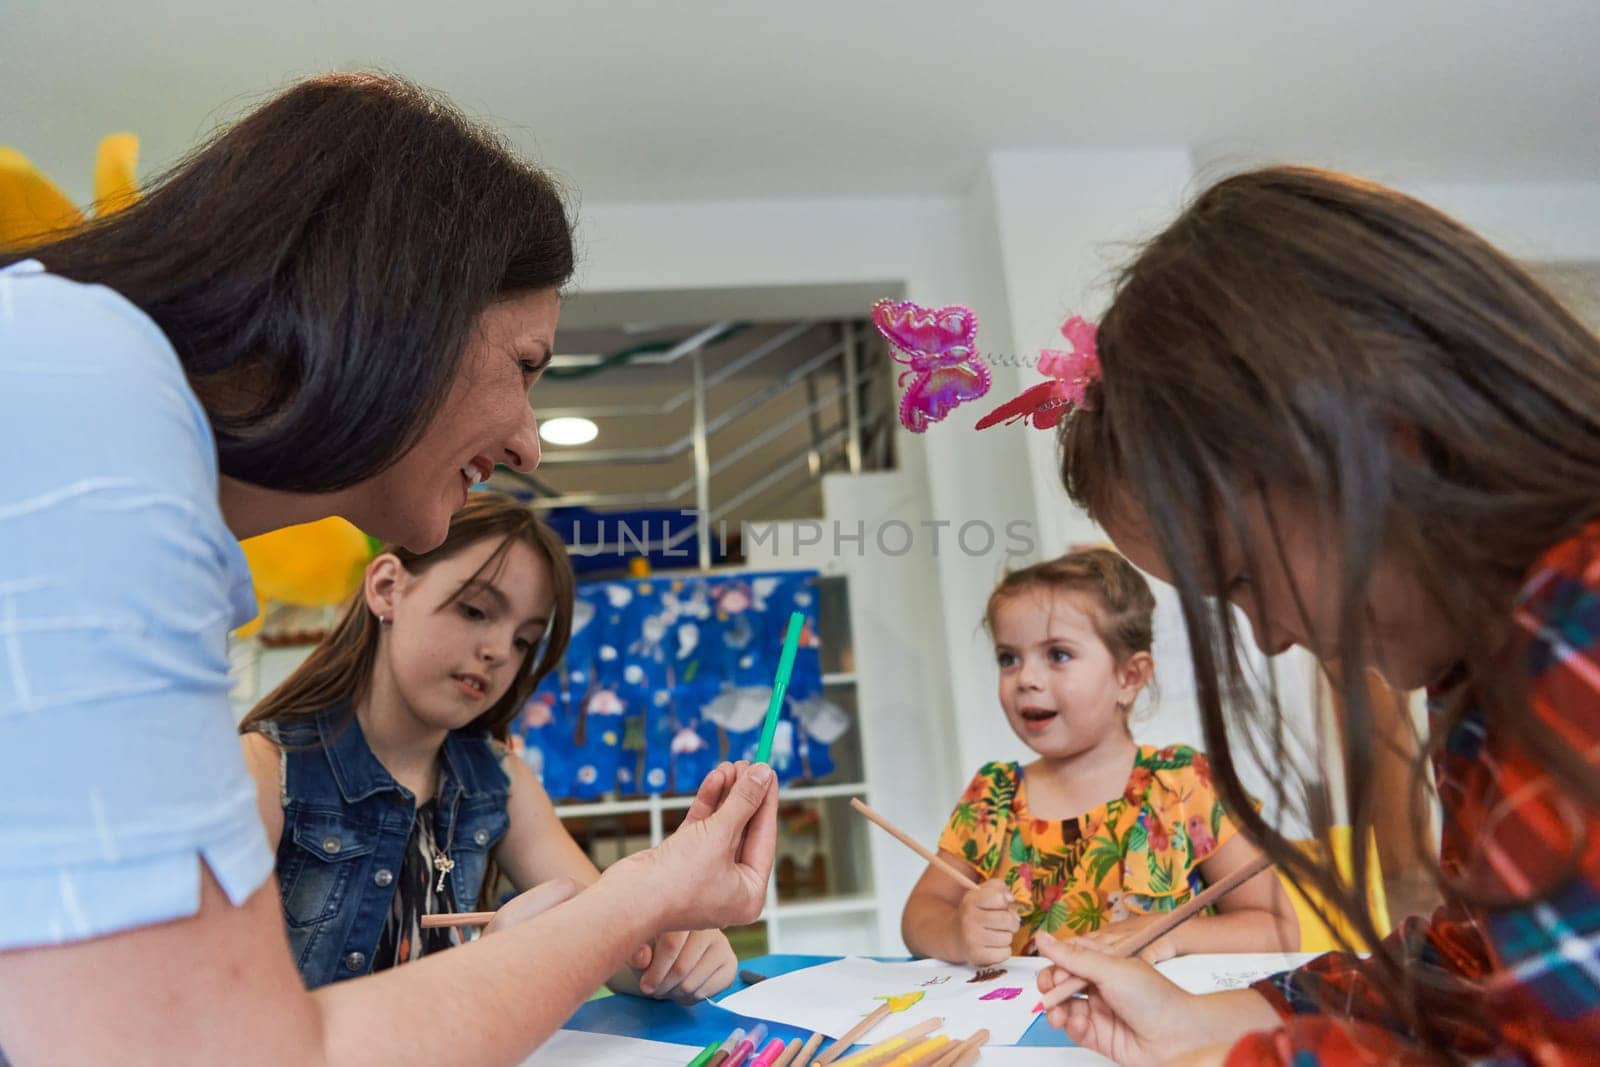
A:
[539,416,599,446]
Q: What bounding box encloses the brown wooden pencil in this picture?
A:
[769,1037,804,1067]
[420,911,494,928]
[815,1002,893,1065]
[849,798,980,891]
[1035,853,1275,1012]
[926,1029,987,1067]
[794,1031,824,1066]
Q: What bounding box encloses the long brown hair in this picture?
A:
[1060,166,1600,1055]
[2,72,573,493]
[241,492,574,740]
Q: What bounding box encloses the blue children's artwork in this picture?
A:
[514,569,844,798]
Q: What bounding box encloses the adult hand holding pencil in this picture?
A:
[1030,855,1282,1062]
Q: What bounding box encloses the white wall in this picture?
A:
[1406,180,1600,262]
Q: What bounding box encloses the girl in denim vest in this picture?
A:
[241,492,737,1001]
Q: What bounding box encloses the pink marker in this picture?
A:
[724,1023,767,1067]
[749,1037,787,1067]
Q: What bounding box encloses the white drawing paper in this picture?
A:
[716,956,1052,1046]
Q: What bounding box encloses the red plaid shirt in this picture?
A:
[1229,522,1600,1066]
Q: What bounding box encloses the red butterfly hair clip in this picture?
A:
[975,315,1100,430]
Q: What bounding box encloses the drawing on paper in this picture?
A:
[873,991,926,1013]
[979,987,1022,1001]
[968,966,1007,983]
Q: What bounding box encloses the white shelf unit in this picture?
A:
[549,574,885,955]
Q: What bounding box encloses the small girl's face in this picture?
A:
[377,535,553,731]
[991,587,1143,762]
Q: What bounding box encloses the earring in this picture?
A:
[379,615,392,626]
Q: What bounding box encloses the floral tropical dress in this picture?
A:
[936,745,1238,954]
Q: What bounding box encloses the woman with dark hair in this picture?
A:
[0,73,776,1065]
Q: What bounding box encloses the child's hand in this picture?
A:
[481,877,580,937]
[958,879,1020,966]
[629,928,739,1003]
[1074,914,1180,963]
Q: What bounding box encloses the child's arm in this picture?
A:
[1079,836,1298,961]
[1173,835,1299,955]
[493,754,738,1002]
[901,849,1017,965]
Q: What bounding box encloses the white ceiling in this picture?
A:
[4,0,1598,204]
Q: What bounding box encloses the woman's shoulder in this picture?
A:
[1513,519,1600,748]
[1518,520,1600,615]
[1,261,215,491]
[1,259,182,382]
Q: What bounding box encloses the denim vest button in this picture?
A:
[343,951,366,971]
[473,828,489,845]
[374,868,393,887]
[322,836,341,854]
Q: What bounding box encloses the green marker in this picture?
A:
[683,1039,720,1067]
[755,611,804,764]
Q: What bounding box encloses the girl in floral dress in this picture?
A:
[902,549,1297,966]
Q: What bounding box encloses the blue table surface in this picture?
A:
[563,954,1070,1054]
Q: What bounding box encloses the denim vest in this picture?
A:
[269,704,512,989]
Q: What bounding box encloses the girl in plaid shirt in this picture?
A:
[1031,167,1600,1065]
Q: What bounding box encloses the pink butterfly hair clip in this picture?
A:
[871,298,992,433]
[976,315,1100,430]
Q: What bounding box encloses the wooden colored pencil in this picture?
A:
[794,1031,824,1066]
[886,1035,949,1066]
[828,1037,908,1067]
[926,1030,987,1067]
[769,1037,804,1067]
[849,798,980,891]
[815,1002,892,1065]
[1035,853,1275,1012]
[419,911,494,928]
[830,1016,943,1067]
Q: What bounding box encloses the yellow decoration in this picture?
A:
[1278,825,1393,953]
[236,518,378,637]
[241,517,376,608]
[0,134,139,250]
[0,147,84,248]
[93,134,139,217]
